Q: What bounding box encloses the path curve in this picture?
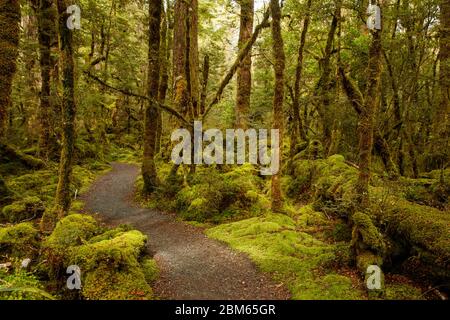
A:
[82,162,290,300]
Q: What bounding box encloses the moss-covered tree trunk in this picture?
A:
[142,0,162,194]
[0,0,20,141]
[33,0,56,160]
[356,5,383,208]
[0,1,20,206]
[43,0,77,230]
[173,0,189,116]
[290,0,311,156]
[188,0,200,119]
[235,0,254,130]
[315,0,340,153]
[437,0,450,159]
[270,0,285,212]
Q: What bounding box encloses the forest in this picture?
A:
[0,0,449,301]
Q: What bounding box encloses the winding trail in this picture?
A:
[82,162,290,300]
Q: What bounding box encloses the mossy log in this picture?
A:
[0,144,45,170]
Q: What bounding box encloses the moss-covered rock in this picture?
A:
[2,196,45,223]
[44,214,98,248]
[68,230,152,300]
[0,223,39,258]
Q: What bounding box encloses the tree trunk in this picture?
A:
[235,0,254,130]
[437,0,450,160]
[53,0,77,221]
[188,0,200,119]
[173,0,189,116]
[315,0,341,153]
[290,0,311,156]
[0,0,20,141]
[34,0,56,160]
[142,0,162,194]
[356,7,383,209]
[270,0,285,212]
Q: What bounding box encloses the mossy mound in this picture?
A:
[68,230,153,300]
[141,258,159,283]
[207,213,364,300]
[173,164,269,222]
[2,196,45,223]
[0,223,39,258]
[287,154,359,216]
[400,171,449,210]
[6,170,58,206]
[44,214,98,248]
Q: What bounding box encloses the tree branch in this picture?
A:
[202,7,271,119]
[83,70,192,127]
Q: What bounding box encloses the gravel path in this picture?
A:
[82,162,290,300]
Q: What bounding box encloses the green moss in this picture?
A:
[207,214,365,300]
[44,214,98,248]
[6,170,58,206]
[88,225,133,243]
[80,264,152,300]
[2,196,45,223]
[141,258,159,283]
[385,283,422,300]
[68,230,152,300]
[295,205,329,228]
[0,223,39,258]
[352,212,386,255]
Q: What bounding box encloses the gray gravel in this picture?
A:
[82,162,290,300]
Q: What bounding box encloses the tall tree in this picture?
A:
[0,0,21,141]
[355,1,383,208]
[235,0,254,129]
[173,0,189,116]
[270,0,285,212]
[142,0,162,194]
[40,0,78,231]
[290,0,311,156]
[437,0,450,153]
[33,0,56,160]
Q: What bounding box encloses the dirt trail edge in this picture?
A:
[82,162,290,300]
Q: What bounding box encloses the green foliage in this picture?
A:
[2,196,45,223]
[0,223,39,258]
[0,270,54,300]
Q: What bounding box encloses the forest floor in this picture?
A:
[82,162,290,300]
